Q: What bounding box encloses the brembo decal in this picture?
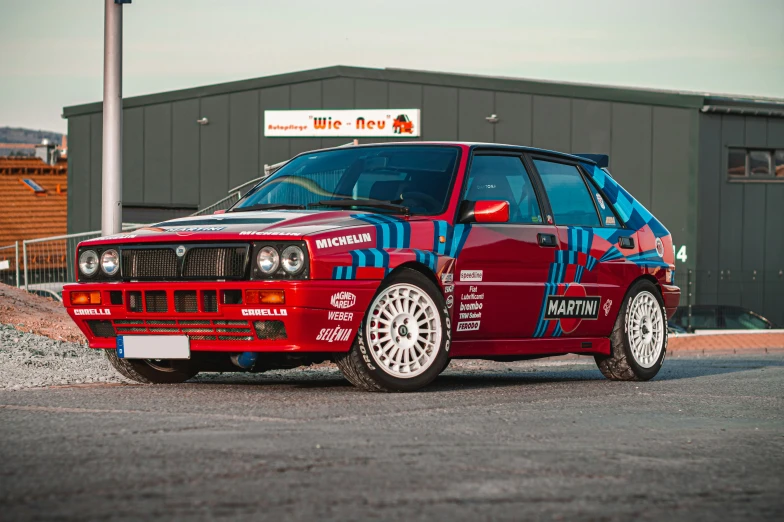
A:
[316,326,353,343]
[316,233,372,249]
[74,309,111,316]
[544,296,600,320]
[241,309,287,317]
[330,291,357,309]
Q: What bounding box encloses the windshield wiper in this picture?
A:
[309,198,410,216]
[230,203,306,213]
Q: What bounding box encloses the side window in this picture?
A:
[723,308,769,329]
[464,155,543,224]
[584,176,622,228]
[689,308,718,329]
[534,159,601,227]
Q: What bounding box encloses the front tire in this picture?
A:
[334,269,450,392]
[595,280,667,381]
[105,349,198,384]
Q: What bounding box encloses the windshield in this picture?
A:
[232,146,460,215]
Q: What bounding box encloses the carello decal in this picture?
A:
[316,233,372,250]
[73,309,111,316]
[241,309,287,317]
[544,296,600,320]
[264,109,421,137]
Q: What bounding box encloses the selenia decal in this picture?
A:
[316,326,353,342]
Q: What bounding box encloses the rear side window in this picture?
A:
[533,159,600,227]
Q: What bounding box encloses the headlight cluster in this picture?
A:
[252,242,309,280]
[78,247,121,280]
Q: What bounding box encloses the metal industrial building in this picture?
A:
[62,66,784,324]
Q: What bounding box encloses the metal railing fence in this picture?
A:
[0,242,20,287]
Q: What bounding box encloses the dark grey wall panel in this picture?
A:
[143,104,172,205]
[651,107,694,269]
[354,79,389,144]
[764,184,784,326]
[696,114,722,303]
[321,78,355,148]
[198,95,230,207]
[422,86,457,141]
[289,81,322,156]
[122,108,144,204]
[229,90,260,188]
[741,183,766,311]
[89,113,103,230]
[388,82,423,143]
[745,117,767,147]
[717,116,745,272]
[259,85,290,170]
[457,89,493,142]
[67,116,91,234]
[171,99,200,206]
[532,96,570,152]
[571,100,610,155]
[494,92,532,146]
[609,103,652,208]
[768,118,784,147]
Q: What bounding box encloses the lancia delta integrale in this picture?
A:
[64,143,680,391]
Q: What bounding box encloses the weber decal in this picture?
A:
[544,296,600,320]
[74,309,111,316]
[328,311,354,321]
[330,291,357,309]
[456,321,480,332]
[315,233,372,250]
[316,325,353,343]
[460,270,483,282]
[241,308,287,317]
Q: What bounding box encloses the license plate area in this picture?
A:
[117,335,190,359]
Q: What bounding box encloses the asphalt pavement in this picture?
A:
[1,355,783,521]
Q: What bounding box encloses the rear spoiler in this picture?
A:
[574,154,609,169]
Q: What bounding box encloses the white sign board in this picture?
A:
[264,109,420,138]
[0,260,9,270]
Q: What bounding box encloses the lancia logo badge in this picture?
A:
[176,245,186,257]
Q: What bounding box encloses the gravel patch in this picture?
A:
[0,324,126,390]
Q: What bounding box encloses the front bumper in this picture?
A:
[661,284,681,319]
[63,280,379,353]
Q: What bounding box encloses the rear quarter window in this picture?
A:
[533,159,600,227]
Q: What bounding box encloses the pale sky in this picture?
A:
[1,0,783,133]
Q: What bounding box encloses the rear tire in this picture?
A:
[334,269,450,392]
[595,280,667,381]
[105,349,198,384]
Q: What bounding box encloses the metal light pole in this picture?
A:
[101,0,129,235]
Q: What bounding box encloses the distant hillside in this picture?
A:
[0,127,63,145]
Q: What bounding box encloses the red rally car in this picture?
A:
[64,143,680,392]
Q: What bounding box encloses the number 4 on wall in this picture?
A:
[672,245,688,263]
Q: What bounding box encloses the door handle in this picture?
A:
[618,236,635,249]
[538,233,557,247]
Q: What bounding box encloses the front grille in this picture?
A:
[253,320,288,340]
[128,291,143,312]
[202,290,218,312]
[111,319,257,341]
[183,247,248,279]
[87,320,116,338]
[123,249,177,279]
[175,291,198,313]
[145,291,168,313]
[120,244,249,281]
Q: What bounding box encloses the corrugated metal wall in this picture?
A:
[697,114,784,325]
[67,77,699,274]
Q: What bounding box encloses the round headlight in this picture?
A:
[281,245,305,274]
[79,250,99,277]
[257,246,280,274]
[101,249,120,276]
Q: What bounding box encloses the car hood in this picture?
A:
[82,210,388,245]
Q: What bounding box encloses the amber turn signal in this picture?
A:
[70,291,102,305]
[245,289,285,305]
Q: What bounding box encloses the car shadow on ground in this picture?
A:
[186,356,782,392]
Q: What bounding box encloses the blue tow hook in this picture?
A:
[232,352,258,370]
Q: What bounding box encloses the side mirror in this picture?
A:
[458,200,510,224]
[213,209,227,215]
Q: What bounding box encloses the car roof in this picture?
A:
[297,141,601,166]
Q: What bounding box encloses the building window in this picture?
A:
[727,148,784,181]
